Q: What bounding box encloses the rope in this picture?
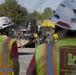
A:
[28,0,31,12]
[22,0,24,7]
[39,0,42,13]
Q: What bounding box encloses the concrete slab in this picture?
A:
[18,48,36,75]
[17,40,29,47]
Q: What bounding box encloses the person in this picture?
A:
[28,21,32,32]
[26,0,76,75]
[0,16,20,75]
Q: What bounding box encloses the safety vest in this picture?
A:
[0,35,15,75]
[36,38,76,75]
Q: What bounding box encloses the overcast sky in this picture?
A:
[0,0,62,13]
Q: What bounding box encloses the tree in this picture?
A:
[26,10,41,22]
[0,0,28,25]
[42,7,53,19]
[27,10,43,20]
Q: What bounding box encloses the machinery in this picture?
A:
[20,19,38,40]
[14,19,58,48]
[35,20,58,47]
[13,19,39,48]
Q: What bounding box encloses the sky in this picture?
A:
[0,0,62,13]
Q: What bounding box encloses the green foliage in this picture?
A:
[26,7,53,21]
[0,0,53,27]
[0,0,28,25]
[42,7,53,19]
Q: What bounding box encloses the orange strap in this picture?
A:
[53,43,57,75]
[42,44,46,75]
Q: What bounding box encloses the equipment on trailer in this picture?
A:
[35,20,58,47]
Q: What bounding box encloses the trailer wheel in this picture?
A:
[35,38,40,48]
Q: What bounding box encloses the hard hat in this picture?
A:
[0,16,14,30]
[51,0,76,30]
[47,22,55,28]
[42,21,47,26]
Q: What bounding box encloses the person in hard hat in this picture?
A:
[0,16,20,75]
[26,0,76,75]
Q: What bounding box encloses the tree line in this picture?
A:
[0,0,54,26]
